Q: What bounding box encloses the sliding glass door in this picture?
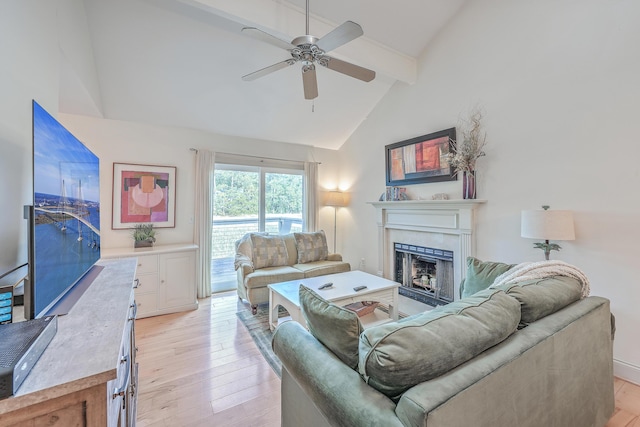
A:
[211,164,304,293]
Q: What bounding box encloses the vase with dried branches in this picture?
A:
[445,110,487,199]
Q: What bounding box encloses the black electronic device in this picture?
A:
[0,315,57,399]
[0,286,12,324]
[353,285,367,292]
[0,265,26,325]
[318,282,333,290]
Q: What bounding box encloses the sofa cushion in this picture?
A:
[294,231,329,263]
[359,288,521,399]
[250,234,289,269]
[293,260,351,278]
[244,266,304,289]
[493,276,583,325]
[461,257,514,299]
[299,285,363,369]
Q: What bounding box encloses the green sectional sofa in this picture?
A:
[272,271,615,427]
[235,231,350,314]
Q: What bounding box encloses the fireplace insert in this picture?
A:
[394,243,454,306]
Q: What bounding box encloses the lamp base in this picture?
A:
[533,240,562,260]
[333,206,337,254]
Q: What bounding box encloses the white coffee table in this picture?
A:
[268,270,400,331]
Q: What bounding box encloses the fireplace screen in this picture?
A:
[394,243,454,306]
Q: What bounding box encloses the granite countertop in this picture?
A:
[0,258,136,413]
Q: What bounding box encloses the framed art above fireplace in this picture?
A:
[385,127,456,186]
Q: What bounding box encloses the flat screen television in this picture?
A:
[25,100,101,319]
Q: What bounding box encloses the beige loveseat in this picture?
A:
[235,231,350,314]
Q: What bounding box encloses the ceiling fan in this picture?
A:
[241,0,376,100]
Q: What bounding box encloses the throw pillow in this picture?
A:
[461,257,514,299]
[493,276,583,325]
[294,231,329,264]
[359,288,521,400]
[299,285,363,370]
[250,234,289,269]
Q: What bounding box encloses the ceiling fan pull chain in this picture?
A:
[312,99,315,113]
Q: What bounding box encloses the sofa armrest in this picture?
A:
[273,321,404,427]
[234,254,254,275]
[327,253,343,261]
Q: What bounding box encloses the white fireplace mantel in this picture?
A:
[368,199,486,300]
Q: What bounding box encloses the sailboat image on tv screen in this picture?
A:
[76,180,84,242]
[55,179,68,231]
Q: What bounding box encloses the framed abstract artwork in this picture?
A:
[385,127,457,186]
[112,163,176,229]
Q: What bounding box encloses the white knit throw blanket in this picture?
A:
[490,260,590,298]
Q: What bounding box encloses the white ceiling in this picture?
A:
[60,0,467,150]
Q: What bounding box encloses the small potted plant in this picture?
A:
[132,223,156,248]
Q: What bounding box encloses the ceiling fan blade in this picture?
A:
[316,21,364,53]
[242,27,296,51]
[302,64,318,100]
[242,59,296,81]
[320,56,375,82]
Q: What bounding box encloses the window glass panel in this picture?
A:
[211,169,259,292]
[265,172,303,235]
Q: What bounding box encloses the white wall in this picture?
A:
[0,1,60,274]
[57,0,103,117]
[59,114,341,249]
[339,0,640,382]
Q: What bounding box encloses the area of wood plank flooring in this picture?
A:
[135,291,639,426]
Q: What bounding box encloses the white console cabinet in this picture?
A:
[102,244,198,318]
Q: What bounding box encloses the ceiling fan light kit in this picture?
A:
[241,1,376,100]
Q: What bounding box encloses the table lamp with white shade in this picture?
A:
[521,205,575,260]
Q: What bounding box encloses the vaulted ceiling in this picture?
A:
[60,0,467,150]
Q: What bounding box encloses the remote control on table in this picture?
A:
[353,285,367,292]
[318,282,333,290]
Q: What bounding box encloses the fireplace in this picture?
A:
[394,243,454,306]
[369,200,485,302]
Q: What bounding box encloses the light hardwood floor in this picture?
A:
[136,291,639,426]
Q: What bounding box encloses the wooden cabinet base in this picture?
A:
[2,384,105,426]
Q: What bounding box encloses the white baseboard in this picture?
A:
[614,359,640,386]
